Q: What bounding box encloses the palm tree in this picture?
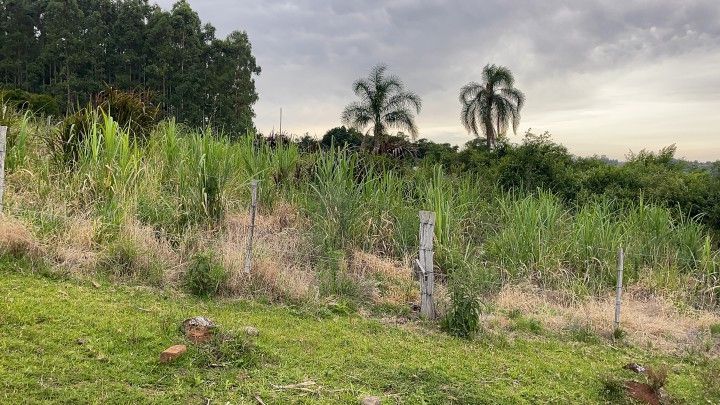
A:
[459,64,525,149]
[342,64,422,153]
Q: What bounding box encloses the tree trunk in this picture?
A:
[372,121,383,154]
[484,114,496,149]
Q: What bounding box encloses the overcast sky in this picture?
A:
[156,0,720,160]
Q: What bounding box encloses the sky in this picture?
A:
[155,0,720,161]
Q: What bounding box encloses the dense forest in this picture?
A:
[0,0,260,134]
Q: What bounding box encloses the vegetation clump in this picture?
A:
[185,253,227,298]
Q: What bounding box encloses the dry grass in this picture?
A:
[492,283,720,355]
[0,214,40,259]
[348,250,419,307]
[51,215,100,274]
[116,219,179,284]
[221,205,316,302]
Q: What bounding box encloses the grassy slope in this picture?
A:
[1,266,716,404]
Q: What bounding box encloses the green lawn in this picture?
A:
[0,267,716,404]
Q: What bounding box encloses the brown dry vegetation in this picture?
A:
[2,197,718,357]
[492,283,720,355]
[0,214,41,259]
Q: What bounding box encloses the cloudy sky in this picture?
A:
[156,0,720,160]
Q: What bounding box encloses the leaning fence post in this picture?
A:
[243,180,259,274]
[614,246,624,332]
[418,211,436,319]
[0,126,7,214]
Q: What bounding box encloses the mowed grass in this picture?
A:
[0,267,717,404]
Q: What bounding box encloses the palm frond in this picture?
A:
[459,82,482,103]
[386,91,422,113]
[384,108,419,139]
[341,63,422,148]
[353,79,374,102]
[341,102,372,130]
[491,65,514,88]
[461,64,524,143]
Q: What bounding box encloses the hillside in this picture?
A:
[1,101,719,403]
[1,268,718,403]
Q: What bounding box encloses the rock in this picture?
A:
[159,344,187,363]
[624,363,646,374]
[243,326,259,337]
[182,316,216,344]
[625,381,660,405]
[360,396,381,405]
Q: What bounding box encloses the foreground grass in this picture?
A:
[0,267,717,404]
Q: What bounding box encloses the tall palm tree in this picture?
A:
[342,64,422,152]
[459,64,525,149]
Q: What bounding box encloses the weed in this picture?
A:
[442,284,481,338]
[185,253,227,298]
[192,331,258,369]
[510,315,544,335]
[567,324,600,344]
[599,374,628,403]
[613,327,627,341]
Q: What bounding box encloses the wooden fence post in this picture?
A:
[0,126,6,214]
[243,180,259,274]
[614,246,624,332]
[418,211,436,319]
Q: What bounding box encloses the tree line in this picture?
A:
[342,63,524,151]
[0,0,260,134]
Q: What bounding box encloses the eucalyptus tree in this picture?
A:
[0,0,260,135]
[459,64,525,149]
[341,64,422,152]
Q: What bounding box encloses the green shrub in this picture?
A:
[567,324,600,344]
[0,88,60,115]
[53,87,160,164]
[192,331,258,368]
[442,268,482,338]
[509,315,543,335]
[101,236,164,285]
[93,87,161,141]
[599,374,627,403]
[185,253,227,297]
[613,327,627,341]
[317,251,361,301]
[53,108,96,164]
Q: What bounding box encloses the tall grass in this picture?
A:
[2,107,719,308]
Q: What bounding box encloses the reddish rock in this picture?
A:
[159,344,187,363]
[182,316,216,344]
[625,381,660,405]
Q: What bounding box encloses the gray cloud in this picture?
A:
[155,0,720,159]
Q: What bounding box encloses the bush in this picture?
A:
[193,331,258,368]
[93,87,161,141]
[710,323,720,337]
[320,126,364,149]
[0,88,60,115]
[442,268,482,338]
[53,87,160,164]
[53,108,95,164]
[185,253,227,297]
[101,235,164,285]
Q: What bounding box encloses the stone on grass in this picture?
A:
[360,396,381,405]
[182,316,216,344]
[243,326,259,337]
[159,344,187,363]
